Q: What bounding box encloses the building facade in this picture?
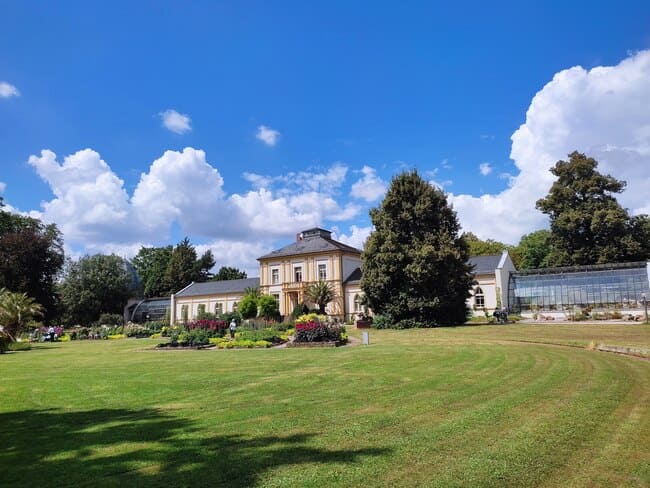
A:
[257,228,363,321]
[170,228,365,324]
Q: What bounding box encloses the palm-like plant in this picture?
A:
[0,288,43,341]
[305,281,336,314]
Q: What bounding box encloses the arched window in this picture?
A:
[474,287,485,308]
[354,294,362,312]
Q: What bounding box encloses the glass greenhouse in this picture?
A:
[128,297,170,323]
[507,262,650,313]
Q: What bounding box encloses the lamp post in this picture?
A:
[643,293,648,324]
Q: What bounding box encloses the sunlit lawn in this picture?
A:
[1,323,649,487]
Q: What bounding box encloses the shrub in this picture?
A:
[144,320,167,332]
[8,341,31,351]
[107,334,126,339]
[150,333,162,339]
[294,320,345,343]
[237,327,286,344]
[60,334,71,342]
[96,313,123,327]
[187,319,227,337]
[179,329,210,346]
[290,303,310,320]
[254,340,272,348]
[372,314,393,329]
[123,324,151,338]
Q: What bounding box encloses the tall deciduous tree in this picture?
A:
[361,171,474,327]
[60,254,136,325]
[536,151,650,266]
[0,203,64,323]
[212,266,247,281]
[132,246,173,298]
[515,230,552,269]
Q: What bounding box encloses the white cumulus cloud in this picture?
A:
[24,147,364,269]
[159,109,192,134]
[450,49,650,244]
[334,225,372,250]
[350,166,387,202]
[0,81,19,98]
[256,125,280,146]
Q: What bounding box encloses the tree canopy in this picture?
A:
[361,171,474,327]
[212,266,247,281]
[60,254,137,325]
[133,239,216,297]
[516,230,552,269]
[0,203,64,323]
[536,151,650,266]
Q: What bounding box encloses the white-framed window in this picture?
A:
[233,301,239,311]
[197,303,206,316]
[318,263,327,280]
[474,287,485,308]
[294,266,303,282]
[215,302,223,315]
[271,268,280,285]
[272,293,280,303]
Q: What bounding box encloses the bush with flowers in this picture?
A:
[187,319,227,338]
[294,318,345,343]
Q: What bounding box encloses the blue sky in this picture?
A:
[2,1,650,274]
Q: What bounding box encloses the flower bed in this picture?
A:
[293,320,346,345]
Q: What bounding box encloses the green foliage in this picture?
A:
[361,171,474,326]
[238,293,258,319]
[463,232,508,256]
[219,310,242,325]
[536,151,650,266]
[290,303,309,319]
[7,341,31,352]
[96,313,123,327]
[0,332,8,353]
[0,207,64,324]
[0,288,44,341]
[132,246,173,298]
[304,281,336,314]
[237,327,286,344]
[165,238,198,293]
[60,254,135,326]
[212,266,247,281]
[123,324,152,338]
[257,295,280,321]
[515,230,552,269]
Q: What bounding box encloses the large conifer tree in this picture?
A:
[361,171,474,327]
[536,151,650,266]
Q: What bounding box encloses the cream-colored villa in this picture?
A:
[170,228,366,323]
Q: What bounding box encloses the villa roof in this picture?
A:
[174,277,260,298]
[258,229,361,260]
[468,254,502,275]
[344,267,362,284]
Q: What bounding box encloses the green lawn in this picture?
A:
[2,324,649,487]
